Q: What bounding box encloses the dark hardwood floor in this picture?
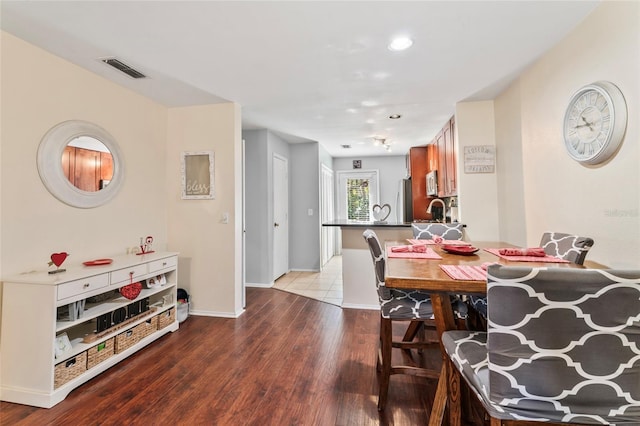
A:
[1,288,443,425]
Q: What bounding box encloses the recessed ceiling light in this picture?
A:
[389,114,402,119]
[388,37,413,52]
[361,100,378,107]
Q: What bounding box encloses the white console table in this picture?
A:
[0,251,179,408]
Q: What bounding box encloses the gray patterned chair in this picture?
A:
[411,222,465,241]
[443,265,640,425]
[362,229,441,411]
[468,232,594,321]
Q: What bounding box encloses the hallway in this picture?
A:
[274,255,343,306]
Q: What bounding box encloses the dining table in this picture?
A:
[383,240,601,426]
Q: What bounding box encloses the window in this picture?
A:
[337,170,379,221]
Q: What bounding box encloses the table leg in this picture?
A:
[429,364,447,426]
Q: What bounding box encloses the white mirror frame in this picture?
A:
[37,120,125,208]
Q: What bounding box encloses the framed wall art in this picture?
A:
[181,151,215,199]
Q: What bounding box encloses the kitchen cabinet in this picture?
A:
[62,146,113,192]
[0,252,179,408]
[409,146,429,220]
[434,117,457,197]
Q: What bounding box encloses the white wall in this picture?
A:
[332,155,408,221]
[0,32,168,276]
[495,1,639,267]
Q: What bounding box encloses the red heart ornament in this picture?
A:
[50,252,68,267]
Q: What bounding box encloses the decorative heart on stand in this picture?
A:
[50,252,68,267]
[372,204,391,222]
[48,252,69,274]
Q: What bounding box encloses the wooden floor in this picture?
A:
[1,288,443,425]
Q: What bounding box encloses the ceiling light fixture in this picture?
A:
[388,37,413,52]
[389,114,402,119]
[373,137,393,153]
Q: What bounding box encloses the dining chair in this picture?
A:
[411,222,464,241]
[468,231,594,321]
[443,265,640,425]
[362,229,442,411]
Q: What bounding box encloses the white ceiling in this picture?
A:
[1,1,600,158]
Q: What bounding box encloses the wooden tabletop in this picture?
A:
[384,241,585,293]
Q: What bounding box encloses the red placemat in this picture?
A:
[387,246,442,259]
[406,239,471,246]
[484,248,570,263]
[439,265,487,281]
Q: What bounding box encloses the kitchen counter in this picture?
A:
[322,220,411,228]
[322,222,414,309]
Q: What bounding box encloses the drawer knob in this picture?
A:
[83,283,90,288]
[162,262,167,266]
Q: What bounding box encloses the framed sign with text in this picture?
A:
[463,146,495,173]
[181,151,215,199]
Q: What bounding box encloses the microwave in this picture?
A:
[426,171,438,196]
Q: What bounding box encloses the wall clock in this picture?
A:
[563,81,627,165]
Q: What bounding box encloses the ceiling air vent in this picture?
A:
[101,58,146,79]
[341,144,352,149]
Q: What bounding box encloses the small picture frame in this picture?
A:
[352,160,362,169]
[181,151,215,199]
[55,333,73,360]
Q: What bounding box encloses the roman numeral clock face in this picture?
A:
[563,81,627,165]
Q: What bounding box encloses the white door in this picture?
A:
[320,164,335,267]
[273,154,289,280]
[241,139,246,309]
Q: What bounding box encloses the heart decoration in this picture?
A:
[372,204,391,222]
[50,252,69,267]
[120,282,142,300]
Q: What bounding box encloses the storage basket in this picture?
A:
[86,338,115,369]
[157,308,175,330]
[115,316,158,354]
[54,352,87,389]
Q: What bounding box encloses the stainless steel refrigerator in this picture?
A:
[395,178,413,223]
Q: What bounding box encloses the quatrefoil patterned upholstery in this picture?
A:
[411,222,464,241]
[443,265,640,424]
[363,229,434,319]
[539,231,594,265]
[469,231,594,319]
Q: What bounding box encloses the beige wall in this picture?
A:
[0,32,168,276]
[494,1,639,267]
[166,104,243,317]
[455,101,500,241]
[0,32,244,318]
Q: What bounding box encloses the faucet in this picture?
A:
[427,198,447,222]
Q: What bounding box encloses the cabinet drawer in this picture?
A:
[149,256,177,273]
[111,265,148,286]
[58,274,109,301]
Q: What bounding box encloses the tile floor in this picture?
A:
[274,255,343,306]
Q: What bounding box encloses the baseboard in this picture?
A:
[189,308,244,318]
[245,282,274,288]
[341,302,379,310]
[289,268,320,272]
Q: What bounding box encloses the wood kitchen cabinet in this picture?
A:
[433,116,457,197]
[62,146,113,192]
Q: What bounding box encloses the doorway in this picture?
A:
[273,154,289,280]
[320,164,335,267]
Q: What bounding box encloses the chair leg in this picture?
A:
[403,320,422,341]
[446,357,462,426]
[378,317,393,411]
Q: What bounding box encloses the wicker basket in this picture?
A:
[115,316,159,354]
[157,308,175,330]
[54,352,87,389]
[86,338,115,369]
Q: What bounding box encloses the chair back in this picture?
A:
[486,265,640,423]
[411,222,464,240]
[539,231,594,265]
[362,229,391,301]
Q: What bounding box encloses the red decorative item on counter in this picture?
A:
[48,252,69,274]
[120,282,142,300]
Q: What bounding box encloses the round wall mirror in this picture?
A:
[37,120,125,208]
